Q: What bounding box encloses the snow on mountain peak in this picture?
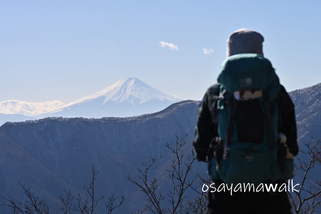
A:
[70,77,180,106]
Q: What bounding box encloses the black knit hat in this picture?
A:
[227,28,264,57]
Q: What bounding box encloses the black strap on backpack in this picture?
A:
[263,91,275,151]
[276,94,287,174]
[210,88,234,160]
[208,84,223,163]
[210,95,220,126]
[223,93,234,159]
[263,91,287,173]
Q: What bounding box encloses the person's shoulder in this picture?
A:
[206,83,221,96]
[279,84,287,93]
[198,83,221,108]
[278,85,291,98]
[278,84,294,106]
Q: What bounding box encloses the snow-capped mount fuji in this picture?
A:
[41,77,181,118]
[71,77,179,106]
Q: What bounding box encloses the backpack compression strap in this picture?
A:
[223,93,234,159]
[263,91,275,151]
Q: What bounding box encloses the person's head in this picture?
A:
[227,28,264,57]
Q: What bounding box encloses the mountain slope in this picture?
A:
[40,77,181,118]
[0,100,200,213]
[289,83,321,142]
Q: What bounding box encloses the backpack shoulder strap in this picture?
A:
[208,84,234,160]
[263,90,276,151]
[206,83,223,162]
[223,92,234,159]
[208,83,222,125]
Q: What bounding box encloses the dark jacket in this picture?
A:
[192,84,298,162]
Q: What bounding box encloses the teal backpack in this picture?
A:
[208,53,294,185]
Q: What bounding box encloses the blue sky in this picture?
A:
[1,1,320,103]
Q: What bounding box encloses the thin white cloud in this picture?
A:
[159,41,179,51]
[203,48,214,55]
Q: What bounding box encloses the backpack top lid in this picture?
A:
[217,53,280,100]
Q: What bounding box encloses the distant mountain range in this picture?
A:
[0,100,65,116]
[0,77,181,125]
[0,100,64,126]
[0,100,200,213]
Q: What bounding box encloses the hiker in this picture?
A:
[193,29,299,214]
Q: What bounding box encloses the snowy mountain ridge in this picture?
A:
[0,99,65,116]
